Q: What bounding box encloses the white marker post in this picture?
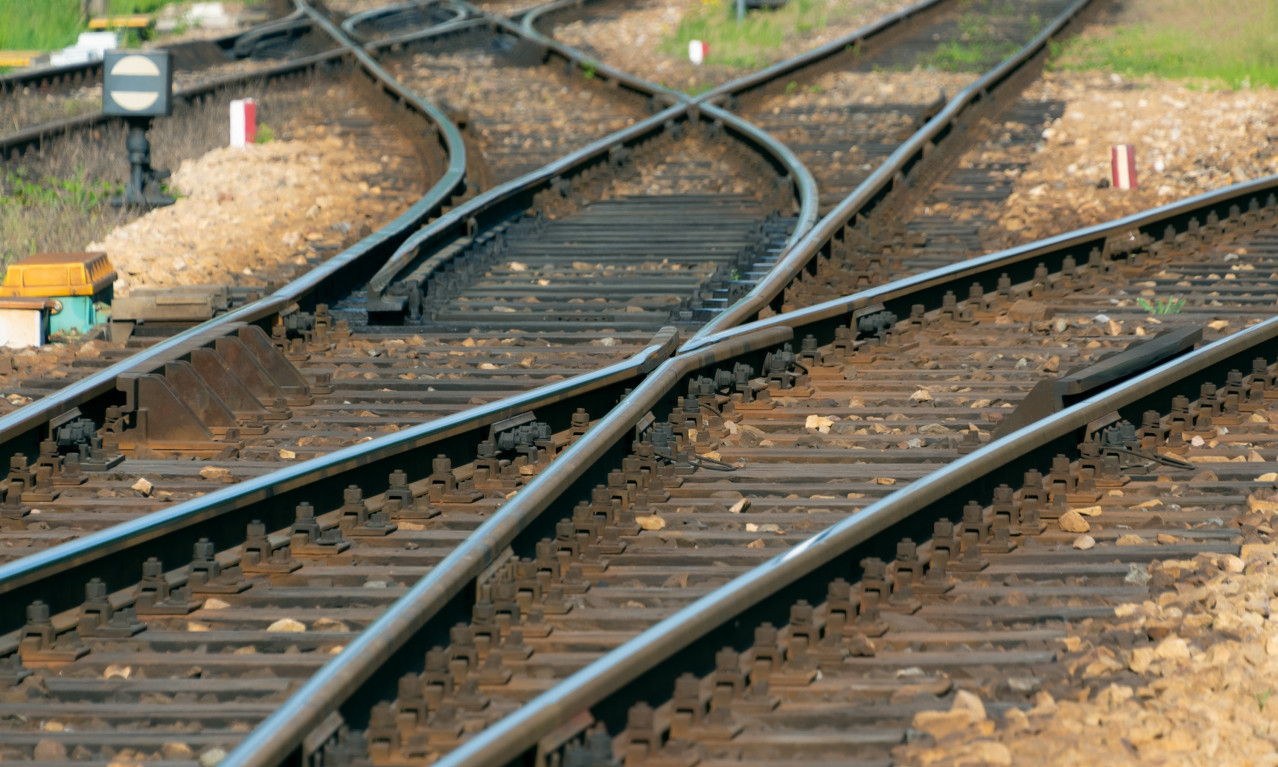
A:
[688,40,707,66]
[230,98,257,148]
[1111,144,1137,190]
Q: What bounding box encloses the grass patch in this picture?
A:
[924,0,1041,72]
[1050,0,1278,88]
[0,0,188,52]
[662,0,880,69]
[0,0,84,51]
[1137,295,1186,315]
[0,166,128,269]
[1,167,121,210]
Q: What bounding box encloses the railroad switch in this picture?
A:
[0,251,117,339]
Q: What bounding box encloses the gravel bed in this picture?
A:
[991,70,1278,243]
[390,49,645,185]
[549,0,919,92]
[93,81,426,294]
[98,130,416,293]
[0,58,343,138]
[897,531,1278,766]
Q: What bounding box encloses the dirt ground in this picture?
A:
[91,84,423,294]
[995,67,1278,242]
[551,0,919,92]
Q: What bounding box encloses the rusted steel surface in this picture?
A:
[299,188,1278,765]
[423,189,1278,767]
[7,0,1272,764]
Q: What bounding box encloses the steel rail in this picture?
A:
[0,0,467,477]
[515,0,687,103]
[341,0,471,41]
[688,175,1278,352]
[0,6,330,157]
[363,102,688,298]
[0,326,678,624]
[221,163,1278,767]
[515,3,820,249]
[689,0,1098,344]
[1,42,337,158]
[698,101,819,250]
[365,8,822,297]
[217,325,788,767]
[439,304,1278,767]
[694,0,945,104]
[428,179,1278,767]
[0,0,300,94]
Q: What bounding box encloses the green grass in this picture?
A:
[924,1,1040,72]
[0,0,84,51]
[1050,0,1278,88]
[108,0,183,12]
[663,0,879,69]
[0,166,124,269]
[1137,296,1186,315]
[0,0,186,52]
[1,167,121,210]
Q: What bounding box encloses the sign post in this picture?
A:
[102,51,175,207]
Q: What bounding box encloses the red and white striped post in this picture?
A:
[230,98,257,147]
[1111,144,1137,190]
[688,40,708,66]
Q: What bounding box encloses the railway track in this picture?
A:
[0,1,331,142]
[3,0,1270,764]
[307,179,1275,766]
[0,4,810,760]
[0,0,807,551]
[717,0,1078,216]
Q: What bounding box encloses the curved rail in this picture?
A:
[362,4,820,297]
[340,0,470,41]
[0,0,467,478]
[689,0,1098,343]
[217,326,694,767]
[364,101,686,298]
[517,0,818,243]
[695,0,944,104]
[0,0,299,93]
[231,167,1274,767]
[691,174,1278,351]
[516,0,686,103]
[1,37,333,159]
[0,327,679,620]
[427,173,1278,767]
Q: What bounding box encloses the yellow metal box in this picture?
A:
[0,252,117,298]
